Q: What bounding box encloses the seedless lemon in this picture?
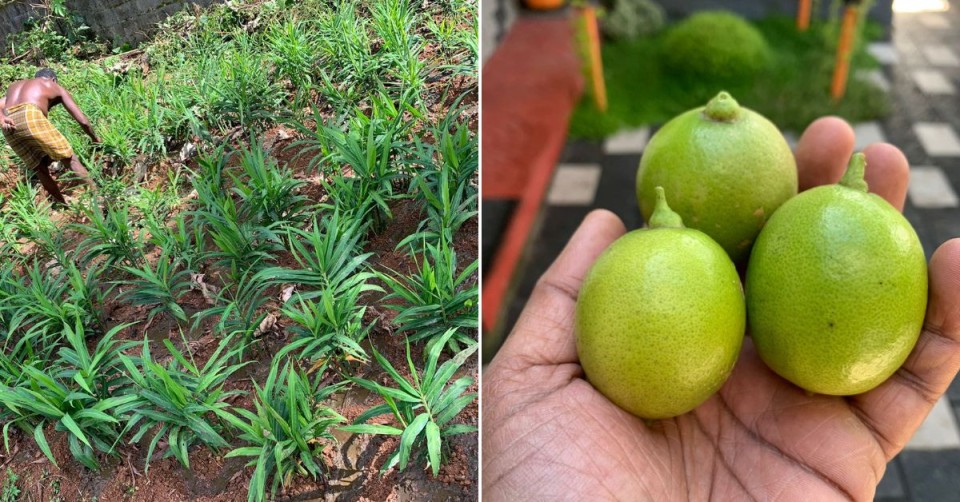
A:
[576,188,745,419]
[636,91,797,264]
[746,153,928,395]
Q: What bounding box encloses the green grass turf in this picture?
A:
[570,16,889,139]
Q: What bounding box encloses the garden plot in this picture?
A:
[0,0,478,500]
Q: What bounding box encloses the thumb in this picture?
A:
[491,209,626,370]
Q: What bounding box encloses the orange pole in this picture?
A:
[582,6,608,112]
[830,5,858,101]
[797,0,812,31]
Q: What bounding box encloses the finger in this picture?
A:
[848,238,960,460]
[862,143,909,211]
[795,117,855,191]
[493,209,626,369]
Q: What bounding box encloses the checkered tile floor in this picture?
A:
[498,7,960,501]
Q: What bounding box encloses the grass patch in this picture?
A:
[570,16,889,138]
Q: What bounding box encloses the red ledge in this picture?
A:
[482,13,585,335]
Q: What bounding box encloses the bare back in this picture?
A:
[3,78,63,116]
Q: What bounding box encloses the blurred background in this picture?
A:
[481,1,960,500]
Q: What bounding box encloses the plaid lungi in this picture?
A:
[2,103,73,170]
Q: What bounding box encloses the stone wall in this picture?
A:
[0,0,225,50]
[482,0,518,64]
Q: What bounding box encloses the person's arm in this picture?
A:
[57,86,99,143]
[0,96,14,131]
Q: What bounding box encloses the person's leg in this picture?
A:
[67,154,97,192]
[33,158,66,206]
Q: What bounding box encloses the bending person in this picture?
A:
[0,68,100,206]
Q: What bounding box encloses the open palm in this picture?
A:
[483,118,960,501]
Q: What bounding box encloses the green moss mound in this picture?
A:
[661,11,772,81]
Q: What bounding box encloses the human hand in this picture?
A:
[482,118,960,500]
[0,116,15,131]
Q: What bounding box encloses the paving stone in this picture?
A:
[503,205,592,335]
[782,131,799,151]
[949,376,960,403]
[559,140,604,164]
[915,123,960,156]
[911,69,956,94]
[481,199,516,278]
[926,210,960,254]
[594,155,644,229]
[857,68,891,92]
[876,459,906,499]
[853,121,887,150]
[907,166,960,208]
[919,13,951,29]
[899,449,960,501]
[869,42,900,65]
[547,164,602,206]
[902,204,938,260]
[906,396,960,449]
[603,127,650,155]
[895,38,923,67]
[922,45,960,66]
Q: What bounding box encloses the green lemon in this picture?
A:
[746,153,928,395]
[575,188,745,419]
[636,91,797,264]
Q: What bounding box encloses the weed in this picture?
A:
[0,468,19,502]
[47,471,62,502]
[129,165,186,219]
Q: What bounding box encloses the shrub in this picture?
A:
[660,11,772,81]
[602,0,665,41]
